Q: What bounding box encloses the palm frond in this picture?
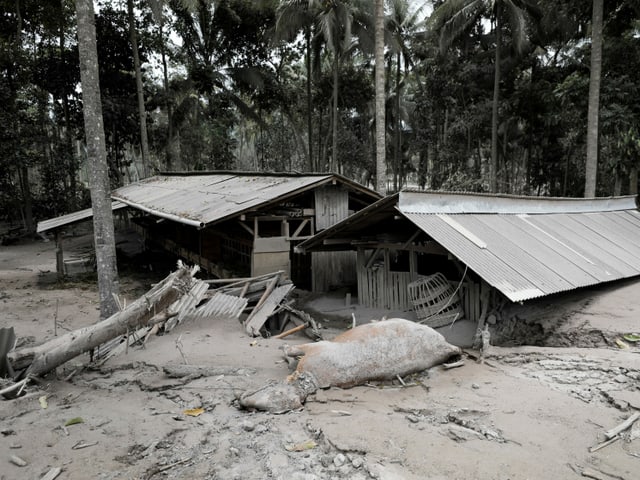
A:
[503,0,527,54]
[433,0,487,52]
[427,0,483,32]
[222,92,267,129]
[227,67,266,91]
[275,1,314,42]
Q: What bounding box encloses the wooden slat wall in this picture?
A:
[312,250,357,292]
[357,248,414,310]
[314,185,348,229]
[386,272,413,310]
[312,185,354,292]
[460,281,481,322]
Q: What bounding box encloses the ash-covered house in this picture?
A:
[39,172,380,291]
[296,190,640,326]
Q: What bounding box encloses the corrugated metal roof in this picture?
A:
[37,202,127,233]
[112,172,378,228]
[193,292,248,320]
[399,191,640,302]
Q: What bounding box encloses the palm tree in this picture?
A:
[430,0,541,193]
[311,0,373,172]
[127,0,150,177]
[375,0,385,194]
[387,0,427,191]
[584,0,603,198]
[76,0,120,319]
[275,0,317,171]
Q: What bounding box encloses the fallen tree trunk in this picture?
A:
[8,263,196,377]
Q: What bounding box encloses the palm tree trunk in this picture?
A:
[394,51,402,192]
[490,13,501,193]
[331,53,339,173]
[585,0,603,198]
[76,0,120,320]
[59,1,77,210]
[374,0,386,194]
[305,27,313,171]
[127,0,150,178]
[160,22,174,171]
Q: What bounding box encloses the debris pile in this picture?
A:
[203,270,321,339]
[1,265,321,399]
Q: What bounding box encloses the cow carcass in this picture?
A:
[239,318,461,413]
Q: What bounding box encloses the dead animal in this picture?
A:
[239,318,461,413]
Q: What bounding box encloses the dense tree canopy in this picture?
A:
[2,0,639,228]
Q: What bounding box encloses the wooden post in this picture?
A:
[54,230,64,281]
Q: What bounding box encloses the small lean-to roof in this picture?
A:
[111,172,380,228]
[37,201,127,233]
[298,190,640,302]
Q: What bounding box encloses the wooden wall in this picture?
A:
[312,185,357,292]
[356,248,415,310]
[252,236,290,277]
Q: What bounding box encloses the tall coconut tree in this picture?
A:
[310,0,373,172]
[375,0,386,194]
[76,0,120,319]
[127,0,150,177]
[584,0,603,198]
[275,0,318,171]
[430,0,542,193]
[387,0,427,191]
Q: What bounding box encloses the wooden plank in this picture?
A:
[244,284,295,337]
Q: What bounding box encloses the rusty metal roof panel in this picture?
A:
[37,201,127,233]
[112,173,349,227]
[399,191,640,302]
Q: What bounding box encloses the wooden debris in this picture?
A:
[40,467,62,480]
[589,435,620,453]
[273,323,308,340]
[331,410,352,416]
[582,467,625,480]
[72,440,99,450]
[605,412,640,439]
[0,377,29,399]
[9,454,27,466]
[7,262,197,377]
[202,271,305,338]
[211,271,286,301]
[443,359,465,370]
[280,304,322,341]
[175,335,189,364]
[244,283,295,336]
[146,457,192,479]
